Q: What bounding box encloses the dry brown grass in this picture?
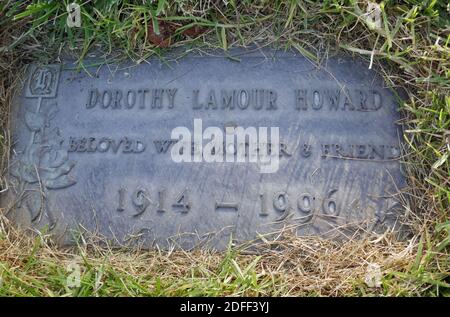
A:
[0,214,422,296]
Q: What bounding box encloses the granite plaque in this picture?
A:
[2,49,406,249]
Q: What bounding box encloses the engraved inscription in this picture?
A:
[294,89,382,111]
[83,87,384,112]
[68,137,145,153]
[87,88,178,110]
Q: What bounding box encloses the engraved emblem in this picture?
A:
[26,65,60,98]
[11,64,74,229]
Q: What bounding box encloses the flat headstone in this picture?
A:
[2,49,406,249]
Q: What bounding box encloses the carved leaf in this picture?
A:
[11,160,39,183]
[25,111,45,132]
[44,175,76,189]
[25,191,44,222]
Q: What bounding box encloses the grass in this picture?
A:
[0,0,449,296]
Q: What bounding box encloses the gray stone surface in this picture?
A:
[2,49,407,249]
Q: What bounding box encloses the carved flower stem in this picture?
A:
[28,96,43,150]
[45,191,57,230]
[27,96,57,229]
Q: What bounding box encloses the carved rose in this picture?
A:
[12,66,70,229]
[11,103,76,190]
